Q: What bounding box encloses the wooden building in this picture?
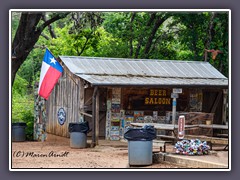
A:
[45,56,228,146]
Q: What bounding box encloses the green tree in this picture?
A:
[103,12,173,59]
[173,12,229,76]
[47,24,101,56]
[11,12,70,85]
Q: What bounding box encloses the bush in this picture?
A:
[12,69,35,141]
[12,77,34,141]
[22,110,34,141]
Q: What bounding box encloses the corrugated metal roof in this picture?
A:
[59,56,228,87]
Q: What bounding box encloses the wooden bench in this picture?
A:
[216,134,228,138]
[157,135,176,140]
[153,140,173,152]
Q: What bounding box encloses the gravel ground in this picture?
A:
[11,134,228,169]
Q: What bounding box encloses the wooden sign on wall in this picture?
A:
[145,89,171,105]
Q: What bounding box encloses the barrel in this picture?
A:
[68,122,89,148]
[12,122,26,142]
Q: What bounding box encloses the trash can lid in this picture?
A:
[124,125,156,141]
[68,121,90,133]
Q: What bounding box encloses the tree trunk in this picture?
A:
[12,13,43,85]
[42,13,57,39]
[129,12,136,57]
[204,12,216,61]
[11,12,69,85]
[143,15,169,58]
[135,13,156,59]
[193,39,198,61]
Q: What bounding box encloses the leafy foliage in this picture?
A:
[12,75,34,140]
[11,12,21,40]
[48,24,101,56]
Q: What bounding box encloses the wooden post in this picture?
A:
[172,98,177,136]
[222,89,228,125]
[79,79,85,122]
[172,98,177,125]
[210,91,222,113]
[204,50,208,62]
[91,86,98,147]
[95,89,100,145]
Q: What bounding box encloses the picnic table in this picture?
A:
[130,122,229,151]
[130,123,199,147]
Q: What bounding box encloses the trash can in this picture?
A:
[12,122,27,142]
[124,125,156,166]
[68,121,90,148]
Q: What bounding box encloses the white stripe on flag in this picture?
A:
[38,61,50,93]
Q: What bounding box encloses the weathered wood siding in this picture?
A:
[84,88,107,137]
[46,66,107,138]
[46,67,82,137]
[202,89,223,124]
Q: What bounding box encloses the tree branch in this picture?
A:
[135,12,157,59]
[41,33,50,40]
[78,34,91,56]
[129,12,136,57]
[34,44,47,49]
[144,14,170,58]
[38,12,70,32]
[42,13,57,39]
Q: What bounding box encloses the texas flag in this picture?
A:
[38,49,63,100]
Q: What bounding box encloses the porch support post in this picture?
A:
[222,89,228,125]
[79,79,85,122]
[96,89,100,145]
[91,86,98,147]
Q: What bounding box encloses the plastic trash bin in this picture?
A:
[68,121,90,148]
[124,125,156,166]
[12,122,27,142]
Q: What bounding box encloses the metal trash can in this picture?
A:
[68,121,90,148]
[128,140,153,165]
[124,125,156,166]
[12,122,27,142]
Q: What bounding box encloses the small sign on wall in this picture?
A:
[173,88,182,94]
[171,93,179,99]
[57,108,66,125]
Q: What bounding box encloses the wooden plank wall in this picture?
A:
[202,89,223,124]
[84,88,107,137]
[46,68,81,137]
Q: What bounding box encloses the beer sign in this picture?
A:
[178,115,185,139]
[145,89,171,105]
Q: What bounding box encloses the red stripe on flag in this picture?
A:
[38,66,62,100]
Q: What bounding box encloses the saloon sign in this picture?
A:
[145,89,171,105]
[178,115,185,139]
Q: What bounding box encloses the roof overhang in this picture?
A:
[76,74,228,88]
[59,56,228,88]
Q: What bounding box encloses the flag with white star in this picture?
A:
[38,49,63,100]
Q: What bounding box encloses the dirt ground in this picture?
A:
[11,134,228,169]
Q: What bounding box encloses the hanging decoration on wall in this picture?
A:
[57,108,66,125]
